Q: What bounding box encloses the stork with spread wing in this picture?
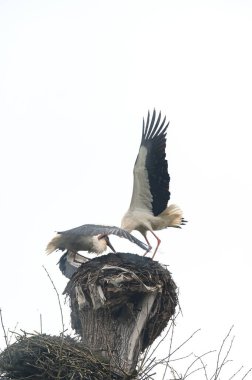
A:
[46,223,149,256]
[46,223,149,277]
[121,110,186,258]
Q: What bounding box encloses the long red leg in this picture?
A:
[149,231,161,259]
[143,235,152,256]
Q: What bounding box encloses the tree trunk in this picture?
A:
[64,252,178,377]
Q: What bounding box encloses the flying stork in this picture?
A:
[46,223,149,257]
[121,110,186,258]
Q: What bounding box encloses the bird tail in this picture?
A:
[159,204,185,228]
[46,235,61,254]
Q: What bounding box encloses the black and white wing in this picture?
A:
[129,109,170,216]
[58,224,149,251]
[58,251,88,279]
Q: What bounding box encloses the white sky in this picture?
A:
[0,0,252,378]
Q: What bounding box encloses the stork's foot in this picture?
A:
[143,246,152,257]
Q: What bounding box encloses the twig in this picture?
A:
[228,366,244,380]
[139,356,157,378]
[144,315,175,365]
[166,363,182,379]
[241,368,252,380]
[183,350,215,379]
[193,353,209,380]
[139,313,179,376]
[40,313,43,334]
[162,317,175,380]
[0,308,11,362]
[42,266,65,379]
[152,311,180,359]
[212,325,234,380]
[184,365,206,379]
[42,266,65,335]
[7,321,19,345]
[169,353,194,363]
[162,329,201,362]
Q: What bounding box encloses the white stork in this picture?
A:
[46,223,149,257]
[121,110,186,258]
[46,224,149,278]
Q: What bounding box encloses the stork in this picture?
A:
[46,223,149,257]
[121,110,186,258]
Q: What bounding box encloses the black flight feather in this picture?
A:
[141,109,170,216]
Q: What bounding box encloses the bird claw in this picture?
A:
[143,245,152,256]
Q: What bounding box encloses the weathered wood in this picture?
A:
[64,252,178,377]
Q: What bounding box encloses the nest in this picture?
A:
[0,333,129,380]
[0,254,178,379]
[64,252,178,350]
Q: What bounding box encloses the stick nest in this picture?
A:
[0,333,129,380]
[64,252,178,350]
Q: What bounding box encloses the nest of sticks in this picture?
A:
[0,333,128,380]
[64,252,178,350]
[0,253,178,379]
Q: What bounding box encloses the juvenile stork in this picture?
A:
[121,110,186,258]
[46,223,149,257]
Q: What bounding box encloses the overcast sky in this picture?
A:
[0,0,252,378]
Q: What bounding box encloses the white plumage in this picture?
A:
[121,110,186,258]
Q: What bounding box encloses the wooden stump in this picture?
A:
[64,252,178,377]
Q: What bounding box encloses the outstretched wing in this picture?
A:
[129,109,170,216]
[58,251,88,279]
[58,224,149,251]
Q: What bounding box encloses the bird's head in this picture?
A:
[98,234,116,253]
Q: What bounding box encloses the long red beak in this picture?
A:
[98,234,116,253]
[104,236,116,253]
